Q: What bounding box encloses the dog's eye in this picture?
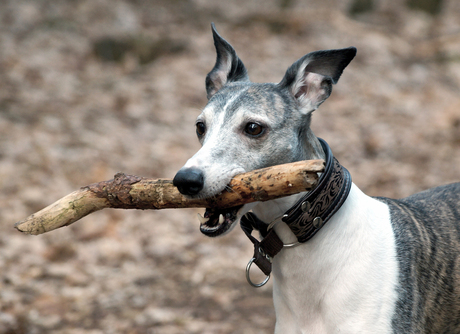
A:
[244,122,264,137]
[196,122,206,137]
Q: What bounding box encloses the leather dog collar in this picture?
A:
[282,138,352,243]
[240,138,352,286]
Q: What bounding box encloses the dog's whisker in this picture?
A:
[225,184,235,193]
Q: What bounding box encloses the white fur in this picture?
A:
[252,183,399,334]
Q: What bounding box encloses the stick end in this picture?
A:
[14,219,43,235]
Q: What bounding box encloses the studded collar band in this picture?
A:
[281,138,352,243]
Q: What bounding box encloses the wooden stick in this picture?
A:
[14,159,324,235]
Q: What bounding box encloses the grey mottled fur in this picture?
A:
[377,183,460,333]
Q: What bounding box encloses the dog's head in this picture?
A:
[173,23,356,237]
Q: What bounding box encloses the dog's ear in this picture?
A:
[278,47,356,114]
[205,23,249,99]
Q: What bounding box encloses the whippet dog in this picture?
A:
[173,24,460,333]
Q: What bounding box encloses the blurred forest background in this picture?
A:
[1,0,459,333]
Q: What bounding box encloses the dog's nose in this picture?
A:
[173,167,204,196]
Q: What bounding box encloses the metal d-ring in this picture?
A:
[266,214,301,249]
[266,214,288,231]
[246,257,270,288]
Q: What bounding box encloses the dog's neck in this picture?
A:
[251,194,305,244]
[301,129,326,161]
[251,133,326,244]
[250,139,398,333]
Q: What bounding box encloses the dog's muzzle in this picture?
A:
[173,167,243,237]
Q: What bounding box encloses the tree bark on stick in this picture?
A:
[15,159,324,235]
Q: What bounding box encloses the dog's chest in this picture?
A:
[269,185,399,333]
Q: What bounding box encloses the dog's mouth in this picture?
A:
[198,205,243,237]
